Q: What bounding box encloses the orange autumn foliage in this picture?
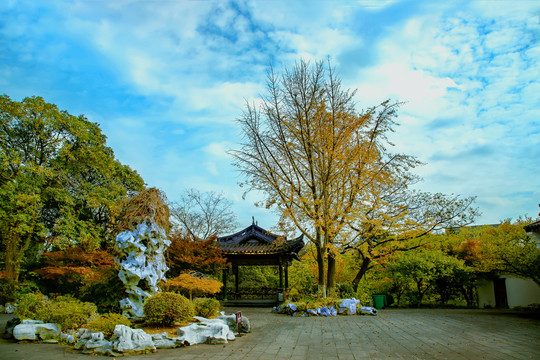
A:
[454,238,484,266]
[166,232,227,277]
[163,273,223,300]
[115,187,170,233]
[35,246,115,284]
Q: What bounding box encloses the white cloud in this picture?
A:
[186,81,262,115]
[204,142,232,159]
[2,0,539,228]
[205,162,219,176]
[339,1,540,224]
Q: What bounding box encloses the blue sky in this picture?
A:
[1,0,539,232]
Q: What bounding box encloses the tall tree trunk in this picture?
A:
[5,228,21,286]
[316,244,326,297]
[327,251,336,296]
[352,257,371,293]
[314,229,326,297]
[461,285,476,307]
[4,219,35,289]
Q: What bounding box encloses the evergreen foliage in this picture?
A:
[81,266,126,314]
[0,95,145,290]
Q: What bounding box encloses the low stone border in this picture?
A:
[9,313,250,356]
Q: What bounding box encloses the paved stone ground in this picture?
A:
[1,308,538,360]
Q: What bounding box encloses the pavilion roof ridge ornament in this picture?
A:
[218,223,278,243]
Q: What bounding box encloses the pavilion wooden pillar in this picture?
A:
[222,267,228,301]
[233,265,240,299]
[216,222,305,305]
[285,262,289,289]
[278,262,284,289]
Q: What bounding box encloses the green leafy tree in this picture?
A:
[236,266,278,294]
[288,255,317,296]
[0,95,145,288]
[443,230,490,306]
[386,249,466,306]
[432,264,476,306]
[447,219,540,287]
[481,219,540,286]
[343,189,478,292]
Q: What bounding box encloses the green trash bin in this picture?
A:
[372,294,387,309]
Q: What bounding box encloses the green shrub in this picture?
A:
[321,297,340,308]
[49,295,98,330]
[15,292,52,321]
[0,281,15,304]
[15,293,97,330]
[355,286,374,308]
[294,301,307,312]
[81,268,126,313]
[288,288,301,302]
[87,313,131,338]
[143,292,194,326]
[337,283,355,298]
[193,298,220,318]
[13,281,42,300]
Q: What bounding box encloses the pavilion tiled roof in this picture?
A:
[216,223,304,256]
[524,220,540,232]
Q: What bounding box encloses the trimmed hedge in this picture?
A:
[143,292,194,326]
[193,298,220,318]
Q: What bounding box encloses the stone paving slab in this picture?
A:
[1,308,539,359]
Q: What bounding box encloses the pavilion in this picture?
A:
[216,222,304,306]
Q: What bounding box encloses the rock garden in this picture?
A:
[1,188,250,356]
[4,292,250,356]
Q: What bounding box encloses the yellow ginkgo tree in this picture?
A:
[231,59,478,297]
